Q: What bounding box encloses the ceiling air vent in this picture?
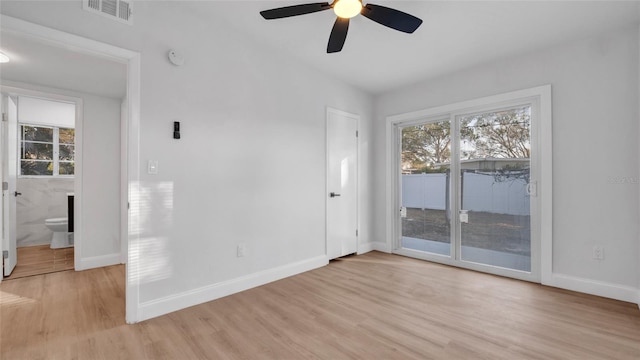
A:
[83,0,133,25]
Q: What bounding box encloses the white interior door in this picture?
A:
[0,95,4,279]
[2,94,18,276]
[326,108,358,260]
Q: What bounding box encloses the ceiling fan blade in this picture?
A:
[260,2,331,20]
[327,17,349,53]
[361,3,423,33]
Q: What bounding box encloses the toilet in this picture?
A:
[45,217,74,249]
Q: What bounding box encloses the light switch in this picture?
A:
[148,160,159,175]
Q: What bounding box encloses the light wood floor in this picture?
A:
[4,245,74,280]
[1,251,639,359]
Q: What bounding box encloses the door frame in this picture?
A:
[0,15,142,323]
[326,107,360,259]
[1,97,3,274]
[385,85,552,284]
[0,93,18,277]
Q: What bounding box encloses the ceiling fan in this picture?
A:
[259,0,423,53]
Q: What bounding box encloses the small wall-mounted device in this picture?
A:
[168,49,184,66]
[173,121,180,139]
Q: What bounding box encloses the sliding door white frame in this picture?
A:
[385,85,552,283]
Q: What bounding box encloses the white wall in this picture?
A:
[16,177,73,247]
[81,92,121,258]
[0,1,373,318]
[3,80,122,264]
[374,26,639,295]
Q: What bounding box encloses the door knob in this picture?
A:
[329,192,341,198]
[14,191,22,197]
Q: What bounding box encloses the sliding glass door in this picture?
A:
[400,121,451,256]
[458,106,531,272]
[396,100,538,280]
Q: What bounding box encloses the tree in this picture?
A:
[401,107,530,173]
[461,107,530,159]
[401,121,450,172]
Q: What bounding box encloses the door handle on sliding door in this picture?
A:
[459,210,469,223]
[329,192,341,198]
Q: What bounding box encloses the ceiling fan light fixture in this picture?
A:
[259,1,423,53]
[0,51,10,63]
[333,0,362,19]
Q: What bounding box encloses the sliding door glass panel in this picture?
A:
[400,121,451,256]
[458,106,531,271]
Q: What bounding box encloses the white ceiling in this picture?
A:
[0,1,637,98]
[199,0,640,94]
[0,31,126,99]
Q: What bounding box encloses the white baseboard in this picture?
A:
[372,241,391,253]
[138,255,329,322]
[358,242,374,254]
[77,253,121,271]
[545,273,638,304]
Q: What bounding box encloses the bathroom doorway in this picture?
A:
[0,14,141,322]
[0,25,129,281]
[1,90,80,280]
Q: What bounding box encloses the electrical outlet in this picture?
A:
[593,246,604,260]
[237,244,246,258]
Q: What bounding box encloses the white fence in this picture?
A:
[402,172,530,216]
[402,174,447,210]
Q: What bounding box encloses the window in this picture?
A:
[20,124,75,176]
[17,95,76,177]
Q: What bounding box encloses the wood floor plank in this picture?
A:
[4,245,74,280]
[1,251,639,359]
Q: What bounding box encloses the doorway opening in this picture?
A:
[1,91,79,280]
[0,14,141,323]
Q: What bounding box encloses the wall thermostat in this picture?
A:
[168,50,184,66]
[173,121,181,139]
